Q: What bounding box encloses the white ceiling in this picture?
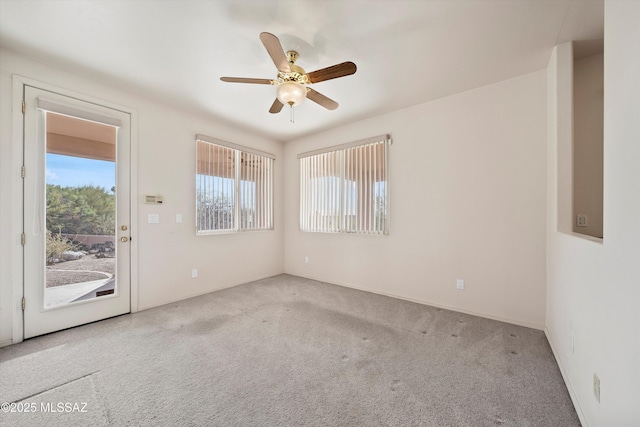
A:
[0,0,603,142]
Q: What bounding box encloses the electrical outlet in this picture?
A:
[191,269,198,278]
[176,214,183,223]
[576,214,588,227]
[304,256,309,264]
[456,279,464,290]
[593,373,600,403]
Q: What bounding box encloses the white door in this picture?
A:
[23,85,131,338]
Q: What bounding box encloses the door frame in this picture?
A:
[11,75,139,343]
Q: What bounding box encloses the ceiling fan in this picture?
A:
[220,32,357,119]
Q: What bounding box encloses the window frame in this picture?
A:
[298,134,390,235]
[195,134,275,235]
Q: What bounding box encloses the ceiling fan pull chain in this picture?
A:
[290,105,295,123]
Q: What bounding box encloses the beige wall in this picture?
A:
[284,70,548,329]
[546,2,640,425]
[0,73,14,345]
[573,52,604,238]
[0,49,284,345]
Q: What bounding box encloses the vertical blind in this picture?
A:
[299,135,390,235]
[196,136,274,234]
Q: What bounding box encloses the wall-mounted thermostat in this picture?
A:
[145,195,164,204]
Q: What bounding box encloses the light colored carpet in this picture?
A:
[0,274,579,426]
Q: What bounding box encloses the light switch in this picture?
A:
[148,214,160,224]
[176,214,183,223]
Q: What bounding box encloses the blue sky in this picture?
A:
[46,154,115,191]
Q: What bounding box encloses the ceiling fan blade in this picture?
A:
[306,88,339,110]
[269,98,284,114]
[260,32,291,73]
[220,77,273,85]
[307,62,357,83]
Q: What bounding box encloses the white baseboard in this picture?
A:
[290,273,545,330]
[136,272,285,312]
[0,339,13,348]
[544,327,589,427]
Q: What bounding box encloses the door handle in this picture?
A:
[120,236,129,242]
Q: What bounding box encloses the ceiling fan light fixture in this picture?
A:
[276,81,306,106]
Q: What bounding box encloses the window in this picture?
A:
[196,135,274,234]
[299,135,390,235]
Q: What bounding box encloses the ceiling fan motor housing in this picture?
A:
[286,51,299,64]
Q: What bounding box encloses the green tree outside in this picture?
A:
[46,184,115,235]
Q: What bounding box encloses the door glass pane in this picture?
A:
[44,112,117,308]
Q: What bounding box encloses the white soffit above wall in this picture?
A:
[0,0,603,142]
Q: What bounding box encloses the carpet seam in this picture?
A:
[11,370,101,403]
